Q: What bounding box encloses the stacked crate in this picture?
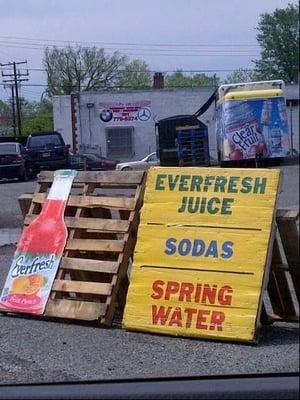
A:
[176,125,210,166]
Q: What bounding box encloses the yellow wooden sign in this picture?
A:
[123,167,280,342]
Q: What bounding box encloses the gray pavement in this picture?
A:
[0,165,299,385]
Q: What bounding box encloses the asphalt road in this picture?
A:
[0,166,299,385]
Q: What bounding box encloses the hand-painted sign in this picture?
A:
[123,167,280,342]
[0,170,77,315]
[99,101,152,123]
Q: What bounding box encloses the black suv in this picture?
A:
[26,131,69,172]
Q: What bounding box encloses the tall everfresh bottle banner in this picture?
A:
[0,170,77,315]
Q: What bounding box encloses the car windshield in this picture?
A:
[147,153,158,162]
[28,135,61,147]
[0,143,17,154]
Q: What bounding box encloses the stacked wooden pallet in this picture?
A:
[17,170,146,325]
[15,174,299,329]
[261,210,299,324]
[176,125,209,167]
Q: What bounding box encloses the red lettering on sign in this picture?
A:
[196,309,210,330]
[218,286,233,306]
[184,308,198,328]
[210,311,225,331]
[151,280,165,300]
[201,284,218,305]
[151,280,233,306]
[168,307,183,327]
[165,281,180,300]
[152,305,172,325]
[151,305,226,331]
[179,282,194,302]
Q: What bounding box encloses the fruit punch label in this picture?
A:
[0,252,60,314]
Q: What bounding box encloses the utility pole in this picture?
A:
[13,62,22,137]
[0,61,29,136]
[10,85,16,136]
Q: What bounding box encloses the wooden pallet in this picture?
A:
[261,209,299,324]
[13,170,146,325]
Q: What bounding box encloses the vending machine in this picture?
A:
[216,80,290,163]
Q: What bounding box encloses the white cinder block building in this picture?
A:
[52,78,298,163]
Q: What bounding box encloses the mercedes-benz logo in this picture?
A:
[137,107,151,122]
[100,109,113,122]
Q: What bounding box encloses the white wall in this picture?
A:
[53,84,299,161]
[53,95,73,147]
[53,87,216,161]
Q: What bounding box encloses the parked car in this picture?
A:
[26,131,69,172]
[116,152,159,171]
[0,142,31,181]
[68,153,117,171]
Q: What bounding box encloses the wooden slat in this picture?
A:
[38,170,144,184]
[276,209,299,220]
[277,218,300,302]
[15,170,146,325]
[45,299,107,320]
[102,172,147,325]
[50,182,93,302]
[18,194,33,218]
[52,279,112,295]
[261,304,299,324]
[272,263,290,272]
[25,214,130,233]
[268,238,296,316]
[65,238,124,252]
[31,192,136,210]
[60,257,119,274]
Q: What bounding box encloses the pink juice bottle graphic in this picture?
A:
[0,170,77,314]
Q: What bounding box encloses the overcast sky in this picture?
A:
[0,0,297,101]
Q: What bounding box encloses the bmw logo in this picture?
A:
[100,109,113,122]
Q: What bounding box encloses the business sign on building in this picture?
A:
[99,101,152,123]
[123,167,280,342]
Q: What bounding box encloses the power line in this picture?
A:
[0,40,259,53]
[5,67,254,73]
[0,35,260,48]
[0,44,259,57]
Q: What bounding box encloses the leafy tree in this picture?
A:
[43,46,127,96]
[0,100,12,125]
[19,99,53,135]
[254,3,299,82]
[36,99,53,114]
[22,112,53,135]
[165,70,218,88]
[0,98,53,135]
[117,59,152,89]
[223,68,257,84]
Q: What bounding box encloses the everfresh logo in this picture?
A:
[11,254,56,278]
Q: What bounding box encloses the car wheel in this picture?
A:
[121,167,132,171]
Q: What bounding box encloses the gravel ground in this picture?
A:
[0,165,298,385]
